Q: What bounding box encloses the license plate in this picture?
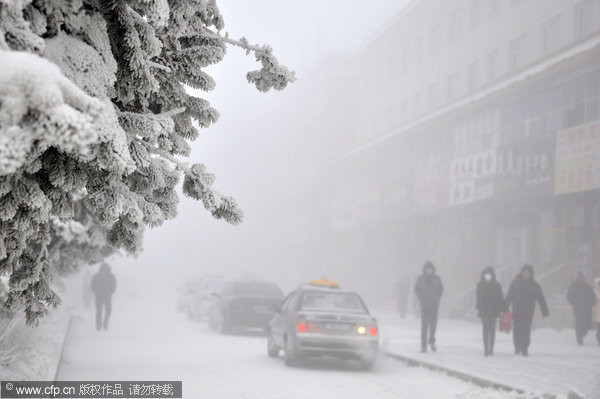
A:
[254,305,269,312]
[324,323,352,331]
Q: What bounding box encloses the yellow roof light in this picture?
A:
[310,278,339,288]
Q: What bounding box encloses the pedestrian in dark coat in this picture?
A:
[566,272,596,345]
[91,263,117,330]
[415,261,443,352]
[505,264,549,356]
[475,266,505,356]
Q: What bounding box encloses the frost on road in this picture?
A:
[56,292,513,399]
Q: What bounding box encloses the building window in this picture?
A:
[399,100,407,124]
[448,8,463,44]
[428,82,440,110]
[401,46,409,73]
[489,0,500,18]
[508,33,528,72]
[586,69,600,122]
[470,0,480,30]
[467,60,480,92]
[541,14,562,55]
[387,54,397,82]
[429,23,442,55]
[575,0,599,40]
[486,49,499,82]
[414,35,423,66]
[446,72,460,103]
[414,93,422,117]
[386,107,395,131]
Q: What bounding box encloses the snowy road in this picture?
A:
[56,294,513,399]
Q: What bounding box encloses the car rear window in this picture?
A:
[234,282,283,297]
[299,292,367,313]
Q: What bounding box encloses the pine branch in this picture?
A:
[125,6,171,72]
[147,60,171,72]
[200,30,268,54]
[134,137,191,174]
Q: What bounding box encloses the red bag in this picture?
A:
[499,311,512,333]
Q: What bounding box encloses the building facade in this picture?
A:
[326,0,600,324]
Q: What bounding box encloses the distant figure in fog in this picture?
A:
[82,269,92,310]
[566,272,596,345]
[475,266,505,357]
[415,261,443,352]
[594,278,600,345]
[91,263,116,330]
[398,273,410,318]
[505,264,549,356]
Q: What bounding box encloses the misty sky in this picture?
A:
[108,0,411,290]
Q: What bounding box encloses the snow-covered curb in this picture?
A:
[0,309,71,380]
[385,351,528,395]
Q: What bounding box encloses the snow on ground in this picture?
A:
[378,312,600,399]
[0,307,70,380]
[56,292,518,399]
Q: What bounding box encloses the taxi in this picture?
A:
[266,279,379,370]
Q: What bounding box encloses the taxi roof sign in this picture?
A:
[309,278,339,288]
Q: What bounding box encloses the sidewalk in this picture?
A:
[378,313,600,399]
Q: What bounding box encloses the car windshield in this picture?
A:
[234,282,283,297]
[300,292,367,313]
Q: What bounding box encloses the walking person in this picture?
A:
[566,272,596,345]
[505,264,549,356]
[91,263,117,331]
[475,266,505,356]
[594,277,600,346]
[415,261,443,353]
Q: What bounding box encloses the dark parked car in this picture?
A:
[208,280,284,333]
[267,279,379,370]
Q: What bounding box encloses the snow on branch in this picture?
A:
[0,0,292,326]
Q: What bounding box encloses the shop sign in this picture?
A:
[555,122,600,194]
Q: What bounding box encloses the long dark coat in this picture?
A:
[91,264,116,301]
[415,262,444,311]
[505,265,549,321]
[476,267,506,319]
[567,275,596,331]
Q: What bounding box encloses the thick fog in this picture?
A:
[2,1,600,398]
[110,0,411,297]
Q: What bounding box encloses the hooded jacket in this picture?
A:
[566,273,596,317]
[475,266,506,319]
[594,278,600,323]
[91,264,116,300]
[505,264,549,320]
[414,261,444,311]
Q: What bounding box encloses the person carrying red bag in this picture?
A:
[499,310,512,333]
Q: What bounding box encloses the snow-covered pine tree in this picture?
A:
[0,0,295,325]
